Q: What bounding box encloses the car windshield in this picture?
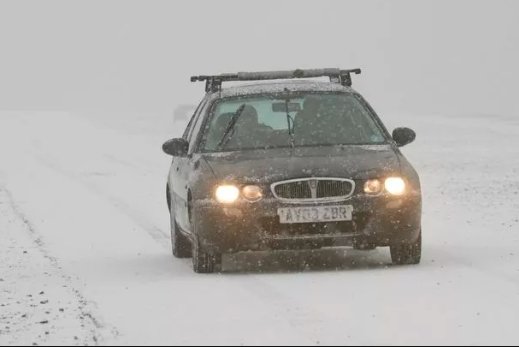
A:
[201,92,387,152]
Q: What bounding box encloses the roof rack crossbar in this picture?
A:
[190,68,361,92]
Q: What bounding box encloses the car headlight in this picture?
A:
[242,185,263,202]
[215,185,240,204]
[384,177,406,196]
[364,179,383,195]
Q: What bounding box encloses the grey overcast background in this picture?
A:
[1,0,518,116]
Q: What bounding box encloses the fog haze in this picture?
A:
[1,0,518,116]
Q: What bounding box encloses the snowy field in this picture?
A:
[0,110,518,345]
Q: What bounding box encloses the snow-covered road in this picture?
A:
[1,110,518,345]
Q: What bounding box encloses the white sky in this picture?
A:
[0,0,518,116]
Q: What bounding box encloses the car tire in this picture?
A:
[171,219,192,259]
[168,187,192,259]
[390,231,422,265]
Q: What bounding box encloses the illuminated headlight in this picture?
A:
[215,185,240,204]
[384,177,406,196]
[242,185,263,202]
[364,179,383,195]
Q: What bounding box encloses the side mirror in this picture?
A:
[162,138,189,156]
[392,127,416,147]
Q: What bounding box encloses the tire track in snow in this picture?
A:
[7,113,417,344]
[0,186,118,345]
[427,246,519,287]
[32,154,171,250]
[229,275,345,344]
[223,249,390,345]
[31,152,346,343]
[30,149,383,344]
[32,154,334,343]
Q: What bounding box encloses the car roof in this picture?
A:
[213,80,355,99]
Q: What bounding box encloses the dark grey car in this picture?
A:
[163,69,421,273]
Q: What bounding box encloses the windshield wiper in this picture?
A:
[284,88,295,149]
[217,103,246,150]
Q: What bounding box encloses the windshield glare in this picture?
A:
[202,93,387,152]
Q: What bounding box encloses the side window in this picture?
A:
[182,117,194,140]
[188,99,213,153]
[182,98,207,141]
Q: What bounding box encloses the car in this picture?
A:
[163,68,422,273]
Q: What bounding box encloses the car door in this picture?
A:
[169,115,195,227]
[172,97,209,232]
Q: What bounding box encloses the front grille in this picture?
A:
[316,180,352,198]
[272,178,355,202]
[274,181,311,199]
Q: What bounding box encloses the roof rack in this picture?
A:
[190,68,361,93]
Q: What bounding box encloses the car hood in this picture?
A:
[202,145,401,183]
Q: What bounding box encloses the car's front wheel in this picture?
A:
[171,218,192,258]
[169,188,192,258]
[390,231,422,265]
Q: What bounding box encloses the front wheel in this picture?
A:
[169,193,192,258]
[390,232,422,265]
[171,219,192,258]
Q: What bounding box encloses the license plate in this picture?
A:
[278,205,353,224]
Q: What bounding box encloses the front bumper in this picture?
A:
[192,193,421,254]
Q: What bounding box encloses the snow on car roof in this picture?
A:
[216,80,354,98]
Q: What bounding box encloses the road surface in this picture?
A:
[0,110,518,345]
